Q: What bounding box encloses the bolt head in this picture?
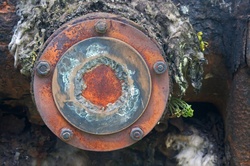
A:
[95,20,107,34]
[153,61,167,74]
[130,127,144,141]
[36,61,50,76]
[60,128,73,141]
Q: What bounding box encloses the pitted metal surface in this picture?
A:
[52,37,151,135]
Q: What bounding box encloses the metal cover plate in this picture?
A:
[52,37,151,135]
[33,13,169,151]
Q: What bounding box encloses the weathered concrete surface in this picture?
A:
[225,67,250,166]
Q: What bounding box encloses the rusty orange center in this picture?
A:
[82,64,122,107]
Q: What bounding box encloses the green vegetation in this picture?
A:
[197,31,209,52]
[168,96,194,118]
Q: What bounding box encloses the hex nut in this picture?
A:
[95,20,107,34]
[36,61,50,76]
[153,61,167,74]
[60,128,73,141]
[130,127,144,141]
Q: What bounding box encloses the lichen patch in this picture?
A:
[9,0,206,95]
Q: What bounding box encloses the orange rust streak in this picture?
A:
[0,2,15,13]
[82,65,122,107]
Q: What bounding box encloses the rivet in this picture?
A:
[153,61,167,74]
[36,61,50,76]
[130,127,144,141]
[95,20,107,34]
[60,128,73,141]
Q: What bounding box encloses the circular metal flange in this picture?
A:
[53,37,151,135]
[33,13,169,151]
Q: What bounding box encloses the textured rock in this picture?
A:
[0,1,30,99]
[0,1,36,123]
[226,67,250,166]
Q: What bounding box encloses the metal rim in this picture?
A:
[33,13,169,151]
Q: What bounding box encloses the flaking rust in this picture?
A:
[82,64,123,107]
[52,38,148,135]
[9,0,205,95]
[33,15,169,151]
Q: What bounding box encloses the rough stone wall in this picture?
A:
[172,0,249,73]
[0,0,34,121]
[225,67,250,166]
[173,1,250,165]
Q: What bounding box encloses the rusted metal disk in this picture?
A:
[33,13,169,151]
[52,37,151,135]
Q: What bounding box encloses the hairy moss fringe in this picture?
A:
[9,0,206,95]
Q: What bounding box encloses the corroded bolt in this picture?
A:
[36,61,50,76]
[60,128,73,141]
[95,20,107,34]
[153,61,167,74]
[130,127,144,141]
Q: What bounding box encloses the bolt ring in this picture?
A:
[60,128,73,141]
[36,61,50,76]
[32,13,170,151]
[95,20,107,34]
[130,127,144,141]
[153,61,167,74]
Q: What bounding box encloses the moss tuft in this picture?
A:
[167,96,194,118]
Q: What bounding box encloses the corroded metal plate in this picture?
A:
[33,13,169,151]
[52,37,151,135]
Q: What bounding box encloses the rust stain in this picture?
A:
[33,13,169,151]
[0,1,15,13]
[82,65,122,107]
